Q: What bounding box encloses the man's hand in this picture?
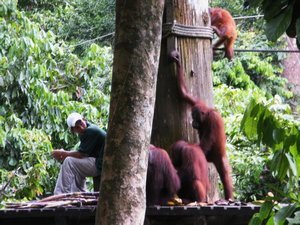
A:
[52,149,67,161]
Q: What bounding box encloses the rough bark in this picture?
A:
[96,1,165,225]
[283,36,300,95]
[151,0,219,202]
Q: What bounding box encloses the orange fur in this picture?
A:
[170,140,209,203]
[209,8,237,60]
[170,50,234,200]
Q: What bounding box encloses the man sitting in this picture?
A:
[52,112,106,194]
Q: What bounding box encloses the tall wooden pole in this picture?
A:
[151,0,219,202]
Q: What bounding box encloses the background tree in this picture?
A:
[96,0,165,224]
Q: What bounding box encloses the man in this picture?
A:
[52,112,106,194]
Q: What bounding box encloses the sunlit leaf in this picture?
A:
[287,210,300,224]
[265,216,275,225]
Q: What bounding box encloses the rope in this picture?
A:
[71,22,214,48]
[233,15,264,20]
[215,48,300,53]
[71,32,115,47]
[162,22,214,39]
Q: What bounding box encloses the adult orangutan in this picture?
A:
[170,140,209,203]
[146,144,180,206]
[169,50,234,200]
[209,7,237,60]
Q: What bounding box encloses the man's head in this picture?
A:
[67,112,87,133]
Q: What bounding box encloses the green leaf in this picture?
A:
[257,110,265,144]
[274,204,297,225]
[266,216,275,225]
[283,135,297,152]
[241,100,262,140]
[246,0,264,8]
[277,156,288,181]
[8,157,17,166]
[251,103,260,117]
[262,116,275,147]
[260,200,274,220]
[265,4,294,41]
[297,135,300,151]
[270,151,288,181]
[297,18,300,36]
[249,214,263,225]
[287,210,300,224]
[272,128,284,144]
[296,18,300,49]
[285,153,298,177]
[262,0,287,21]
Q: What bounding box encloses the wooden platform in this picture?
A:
[0,204,260,225]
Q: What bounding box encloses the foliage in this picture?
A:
[249,193,300,225]
[219,0,300,223]
[214,85,284,201]
[244,0,300,49]
[241,96,300,224]
[0,0,17,16]
[241,96,300,185]
[18,0,116,54]
[212,0,299,204]
[213,53,293,100]
[61,0,115,45]
[215,74,299,209]
[0,0,299,215]
[0,113,59,204]
[0,0,112,201]
[0,127,58,200]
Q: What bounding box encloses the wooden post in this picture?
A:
[151,0,219,202]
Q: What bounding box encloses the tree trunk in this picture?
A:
[151,0,219,202]
[283,36,300,95]
[96,1,165,225]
